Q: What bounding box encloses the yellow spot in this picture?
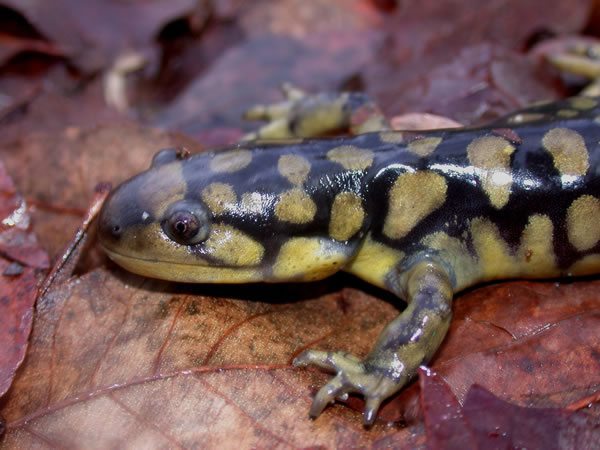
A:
[542,128,589,176]
[139,162,185,218]
[383,171,447,239]
[210,149,252,173]
[274,189,316,224]
[421,232,478,290]
[204,224,264,266]
[379,131,404,144]
[506,113,545,124]
[201,183,237,215]
[407,137,442,157]
[278,154,311,186]
[466,136,515,209]
[556,109,578,118]
[517,214,558,277]
[327,145,374,171]
[567,195,600,251]
[329,192,364,241]
[568,254,600,276]
[470,218,518,280]
[569,97,597,110]
[273,238,347,281]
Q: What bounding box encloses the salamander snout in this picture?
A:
[97,185,142,249]
[98,203,124,245]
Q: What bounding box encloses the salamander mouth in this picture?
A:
[100,246,264,284]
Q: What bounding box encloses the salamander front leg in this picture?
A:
[293,261,453,425]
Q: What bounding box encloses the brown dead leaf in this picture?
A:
[373,42,565,125]
[433,281,600,409]
[1,119,204,261]
[0,162,48,269]
[0,0,206,73]
[2,264,598,445]
[238,0,383,38]
[420,367,474,448]
[0,271,421,447]
[154,0,586,138]
[461,385,600,448]
[0,160,48,398]
[0,32,64,68]
[0,79,125,148]
[389,112,463,131]
[155,31,381,137]
[365,0,592,122]
[420,370,600,448]
[326,279,600,427]
[0,6,65,67]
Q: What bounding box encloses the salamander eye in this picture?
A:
[162,200,210,245]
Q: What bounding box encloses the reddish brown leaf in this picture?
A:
[0,0,206,73]
[0,272,421,446]
[374,43,564,125]
[462,385,600,448]
[433,281,600,409]
[420,368,475,449]
[365,0,591,121]
[0,32,64,68]
[155,31,381,137]
[421,372,600,449]
[389,112,463,130]
[153,0,586,137]
[143,0,384,127]
[1,122,204,261]
[0,162,48,269]
[0,160,48,397]
[364,280,600,428]
[1,265,599,447]
[0,6,65,68]
[238,0,383,37]
[0,80,125,149]
[0,262,38,398]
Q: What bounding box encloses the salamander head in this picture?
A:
[98,147,364,284]
[98,148,269,283]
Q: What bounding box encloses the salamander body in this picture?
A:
[98,95,600,424]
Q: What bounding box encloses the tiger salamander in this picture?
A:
[98,92,600,425]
